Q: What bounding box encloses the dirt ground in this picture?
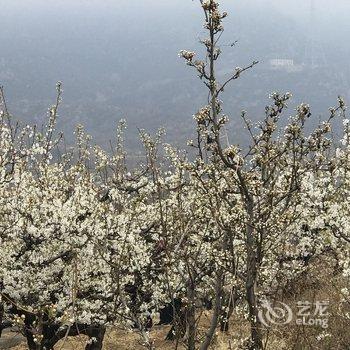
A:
[2,258,349,350]
[0,319,247,350]
[2,325,185,350]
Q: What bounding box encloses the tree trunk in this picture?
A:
[186,282,196,350]
[85,325,106,350]
[24,322,106,350]
[245,199,263,350]
[164,299,186,341]
[25,327,58,350]
[24,330,39,350]
[0,303,4,338]
[199,273,223,350]
[220,286,238,332]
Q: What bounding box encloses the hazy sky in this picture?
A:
[1,0,349,149]
[2,0,350,20]
[2,0,350,11]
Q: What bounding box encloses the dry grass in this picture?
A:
[2,256,349,350]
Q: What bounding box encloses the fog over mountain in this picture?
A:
[1,0,349,150]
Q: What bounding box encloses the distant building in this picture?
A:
[269,59,294,68]
[269,58,303,73]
